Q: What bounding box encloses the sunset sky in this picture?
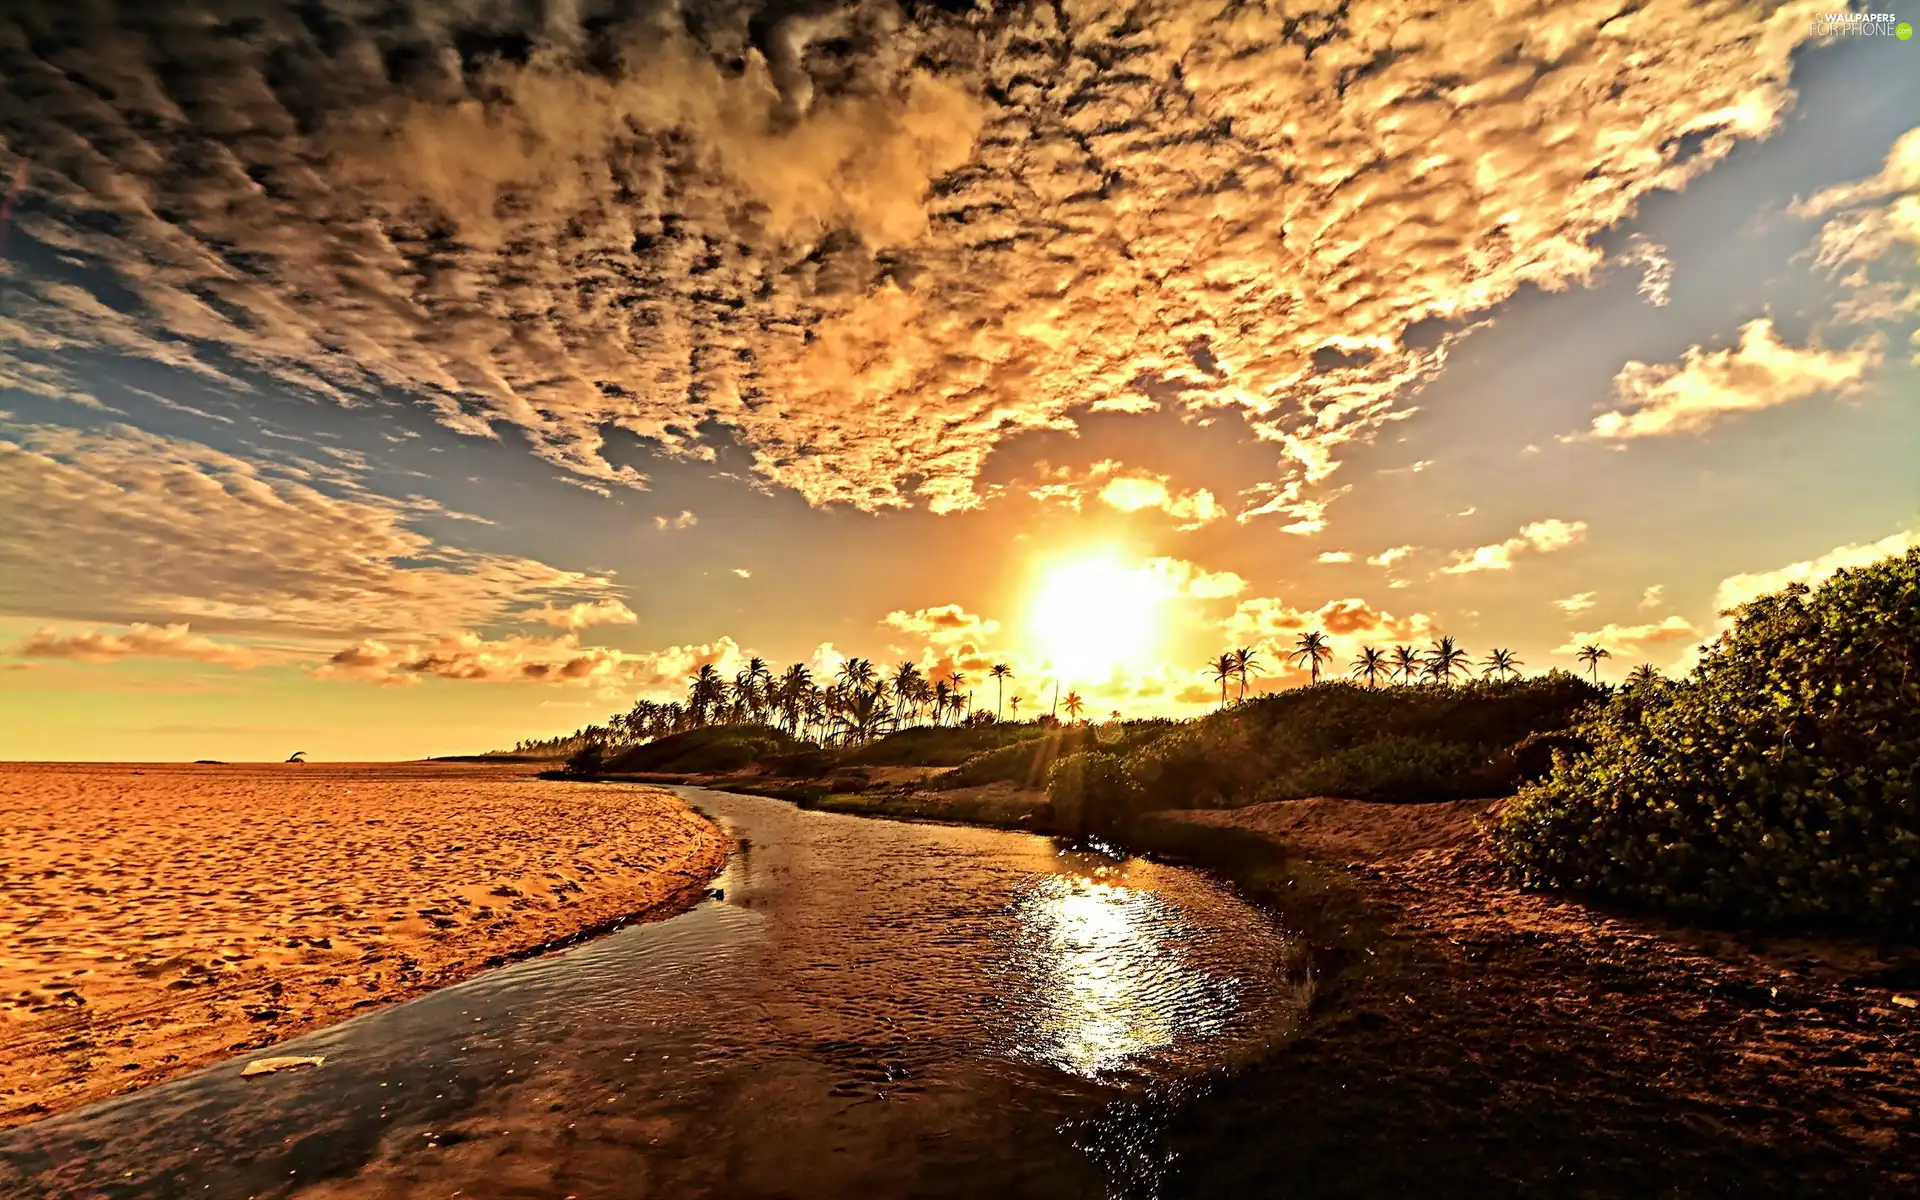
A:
[1,0,1915,761]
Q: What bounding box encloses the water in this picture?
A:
[0,788,1306,1199]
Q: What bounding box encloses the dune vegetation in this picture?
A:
[517,548,1918,935]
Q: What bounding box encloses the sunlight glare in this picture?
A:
[1029,552,1161,680]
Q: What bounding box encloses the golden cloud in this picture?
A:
[1592,319,1881,439]
[1711,529,1920,617]
[10,623,260,668]
[1442,518,1588,575]
[0,0,1827,522]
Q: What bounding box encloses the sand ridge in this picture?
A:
[0,761,728,1127]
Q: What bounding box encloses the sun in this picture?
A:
[1029,551,1163,680]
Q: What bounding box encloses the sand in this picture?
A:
[0,762,728,1127]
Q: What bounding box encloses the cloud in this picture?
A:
[1316,551,1354,564]
[318,630,745,690]
[1555,591,1598,615]
[1591,319,1881,439]
[1796,125,1920,364]
[9,622,260,668]
[1617,236,1673,307]
[732,568,752,579]
[0,424,625,640]
[1442,518,1588,575]
[1365,546,1414,568]
[880,604,1004,676]
[0,0,1825,522]
[1028,461,1224,530]
[519,598,639,631]
[1224,596,1434,674]
[653,510,698,532]
[1638,584,1665,610]
[1554,616,1701,659]
[1141,557,1247,601]
[1712,529,1920,616]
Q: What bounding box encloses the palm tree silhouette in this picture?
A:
[892,661,923,726]
[1232,646,1264,701]
[1009,696,1022,721]
[948,670,967,722]
[1391,644,1421,685]
[1350,646,1388,688]
[1424,636,1470,686]
[989,663,1012,721]
[1062,691,1085,723]
[1109,709,1122,722]
[1625,662,1661,689]
[1576,644,1612,684]
[1288,631,1332,684]
[1481,648,1522,680]
[1210,651,1238,708]
[688,664,724,725]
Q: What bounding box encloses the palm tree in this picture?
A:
[1625,663,1661,689]
[1288,630,1332,684]
[1481,648,1522,680]
[1390,644,1421,685]
[1109,709,1122,722]
[1210,651,1238,709]
[892,661,923,726]
[1424,636,1470,686]
[1232,646,1264,701]
[989,663,1012,721]
[1062,690,1085,722]
[1350,645,1387,688]
[1009,696,1022,721]
[1576,643,1612,684]
[839,657,877,695]
[932,679,953,726]
[948,671,967,721]
[688,663,724,725]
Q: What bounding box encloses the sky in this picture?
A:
[1,0,1915,761]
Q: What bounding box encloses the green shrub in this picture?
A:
[1491,549,1920,933]
[1046,751,1147,836]
[931,727,1097,790]
[841,723,1047,767]
[604,724,808,774]
[563,741,607,779]
[1254,735,1491,803]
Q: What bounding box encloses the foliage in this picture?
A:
[604,724,808,775]
[1253,735,1489,804]
[1491,549,1920,933]
[1046,751,1148,836]
[562,741,606,779]
[931,727,1096,790]
[1127,674,1604,808]
[839,723,1047,767]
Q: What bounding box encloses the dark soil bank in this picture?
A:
[1132,802,1919,1199]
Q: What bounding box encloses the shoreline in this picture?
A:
[1129,799,1920,1195]
[0,762,728,1129]
[645,771,1920,1192]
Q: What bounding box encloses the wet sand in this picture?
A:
[1142,798,1920,1195]
[0,762,727,1127]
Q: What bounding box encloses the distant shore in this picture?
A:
[0,761,726,1128]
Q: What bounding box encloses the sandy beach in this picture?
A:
[0,762,728,1127]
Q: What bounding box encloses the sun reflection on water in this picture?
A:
[1003,867,1243,1078]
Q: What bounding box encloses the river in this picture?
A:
[0,787,1307,1199]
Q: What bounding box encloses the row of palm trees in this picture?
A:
[1205,633,1621,707]
[515,656,1065,757]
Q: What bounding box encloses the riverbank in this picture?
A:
[1134,799,1920,1196]
[627,766,1920,1192]
[0,762,727,1128]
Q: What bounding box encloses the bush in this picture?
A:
[1046,752,1147,837]
[1491,549,1920,933]
[1254,735,1491,804]
[931,727,1097,790]
[841,723,1047,767]
[604,724,808,774]
[563,741,607,779]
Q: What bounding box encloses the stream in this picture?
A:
[0,787,1307,1199]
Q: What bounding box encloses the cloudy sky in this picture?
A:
[1,0,1915,760]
